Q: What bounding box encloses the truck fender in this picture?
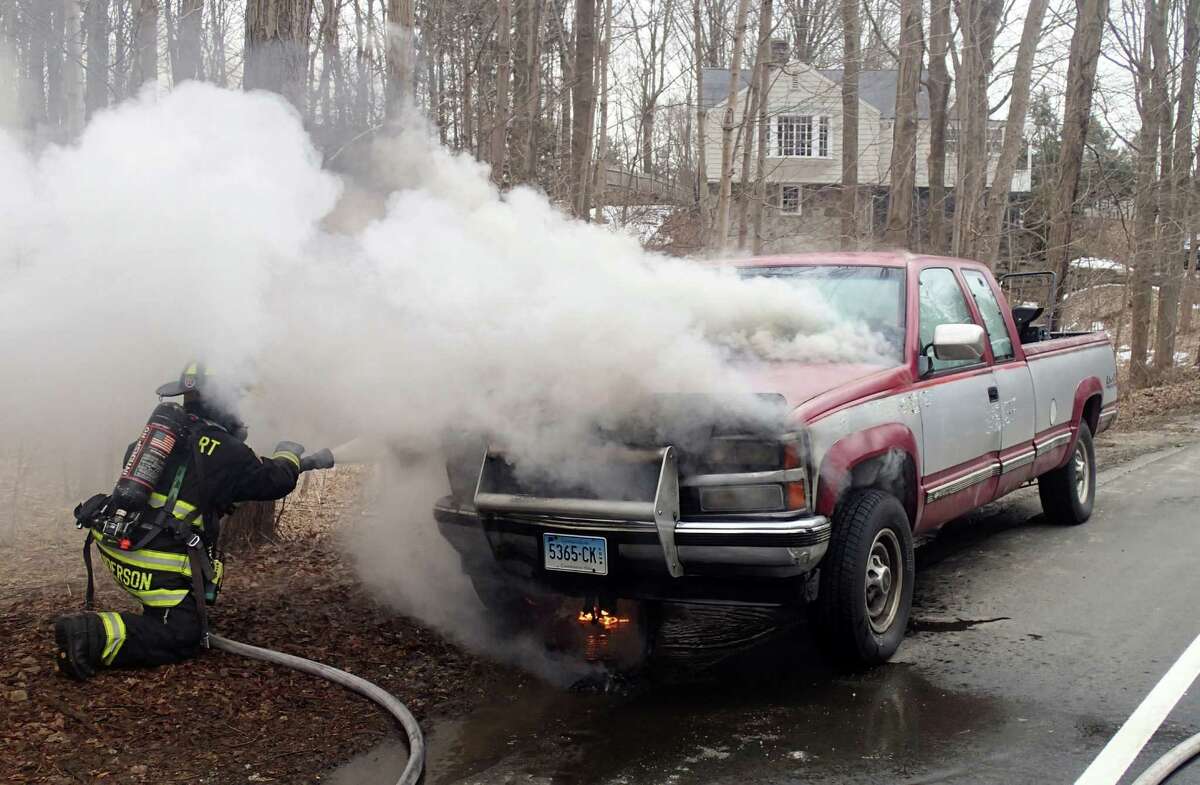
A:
[815,423,921,527]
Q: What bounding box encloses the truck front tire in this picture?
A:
[1038,421,1095,525]
[813,489,915,667]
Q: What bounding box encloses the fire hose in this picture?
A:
[1129,732,1200,785]
[208,633,425,785]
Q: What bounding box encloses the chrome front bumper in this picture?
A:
[434,498,831,580]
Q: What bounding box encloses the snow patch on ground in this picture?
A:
[600,204,673,245]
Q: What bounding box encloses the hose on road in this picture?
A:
[1131,732,1200,785]
[208,633,425,785]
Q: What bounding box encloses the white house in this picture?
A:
[702,56,1031,248]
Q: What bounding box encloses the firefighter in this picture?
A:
[53,362,335,679]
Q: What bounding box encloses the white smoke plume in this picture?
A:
[0,84,894,663]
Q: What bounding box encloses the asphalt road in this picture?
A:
[336,438,1200,785]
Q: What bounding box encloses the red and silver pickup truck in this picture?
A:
[434,252,1118,665]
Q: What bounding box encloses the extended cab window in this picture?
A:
[962,269,1014,361]
[919,268,978,373]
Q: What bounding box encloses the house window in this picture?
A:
[775,115,831,158]
[988,125,1005,154]
[780,184,802,214]
[945,123,959,154]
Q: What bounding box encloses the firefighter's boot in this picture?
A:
[54,613,105,680]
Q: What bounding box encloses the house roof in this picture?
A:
[701,64,930,120]
[818,69,930,119]
[701,67,752,109]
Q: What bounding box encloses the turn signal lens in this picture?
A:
[786,481,807,510]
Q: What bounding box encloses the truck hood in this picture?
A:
[736,361,910,416]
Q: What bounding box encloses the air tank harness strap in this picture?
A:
[160,462,214,649]
[82,531,95,611]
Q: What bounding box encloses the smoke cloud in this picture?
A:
[0,84,894,664]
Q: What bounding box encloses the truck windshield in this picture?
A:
[738,265,907,361]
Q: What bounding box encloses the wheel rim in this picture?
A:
[865,528,904,634]
[1073,439,1090,502]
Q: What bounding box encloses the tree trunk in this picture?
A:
[926,0,950,253]
[714,0,752,249]
[883,0,923,247]
[736,0,770,250]
[178,0,203,81]
[221,500,278,552]
[977,0,1048,266]
[511,0,540,184]
[47,0,66,130]
[133,0,158,88]
[571,0,596,216]
[211,0,229,86]
[84,0,109,118]
[385,0,413,121]
[694,0,710,249]
[592,0,613,221]
[491,0,513,184]
[65,0,83,134]
[840,0,860,249]
[556,0,573,200]
[1129,1,1164,388]
[1153,0,1200,375]
[751,0,773,254]
[950,0,1001,258]
[24,0,49,127]
[1047,0,1109,328]
[244,0,312,113]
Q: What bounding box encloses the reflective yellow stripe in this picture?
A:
[95,538,191,575]
[184,362,198,375]
[148,493,199,519]
[98,612,126,665]
[136,589,191,607]
[272,451,301,469]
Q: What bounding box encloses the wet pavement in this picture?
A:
[332,441,1200,784]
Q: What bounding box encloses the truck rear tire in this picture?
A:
[813,489,915,667]
[1037,421,1095,525]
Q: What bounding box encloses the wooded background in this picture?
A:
[1,0,1198,387]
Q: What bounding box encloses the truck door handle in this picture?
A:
[988,386,999,403]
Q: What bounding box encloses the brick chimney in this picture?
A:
[770,39,790,67]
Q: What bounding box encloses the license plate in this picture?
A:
[543,533,608,575]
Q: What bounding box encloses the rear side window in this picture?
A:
[919,268,977,372]
[962,270,1014,361]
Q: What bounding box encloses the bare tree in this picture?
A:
[244,0,313,111]
[571,0,596,216]
[977,0,1050,266]
[736,0,772,248]
[839,0,859,248]
[950,0,1002,258]
[631,0,675,175]
[1128,0,1166,387]
[84,0,110,118]
[491,0,513,183]
[385,0,414,120]
[65,0,83,134]
[511,0,542,184]
[925,0,951,253]
[694,0,711,247]
[592,0,614,220]
[883,0,923,247]
[133,0,158,87]
[751,0,774,253]
[1153,0,1200,374]
[714,0,753,249]
[178,0,203,80]
[1047,0,1110,326]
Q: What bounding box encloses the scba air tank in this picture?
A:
[110,402,191,515]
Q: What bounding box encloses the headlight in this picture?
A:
[683,433,810,514]
[700,484,786,512]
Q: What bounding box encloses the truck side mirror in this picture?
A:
[932,323,986,362]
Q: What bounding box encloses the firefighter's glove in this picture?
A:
[300,448,335,472]
[271,441,305,471]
